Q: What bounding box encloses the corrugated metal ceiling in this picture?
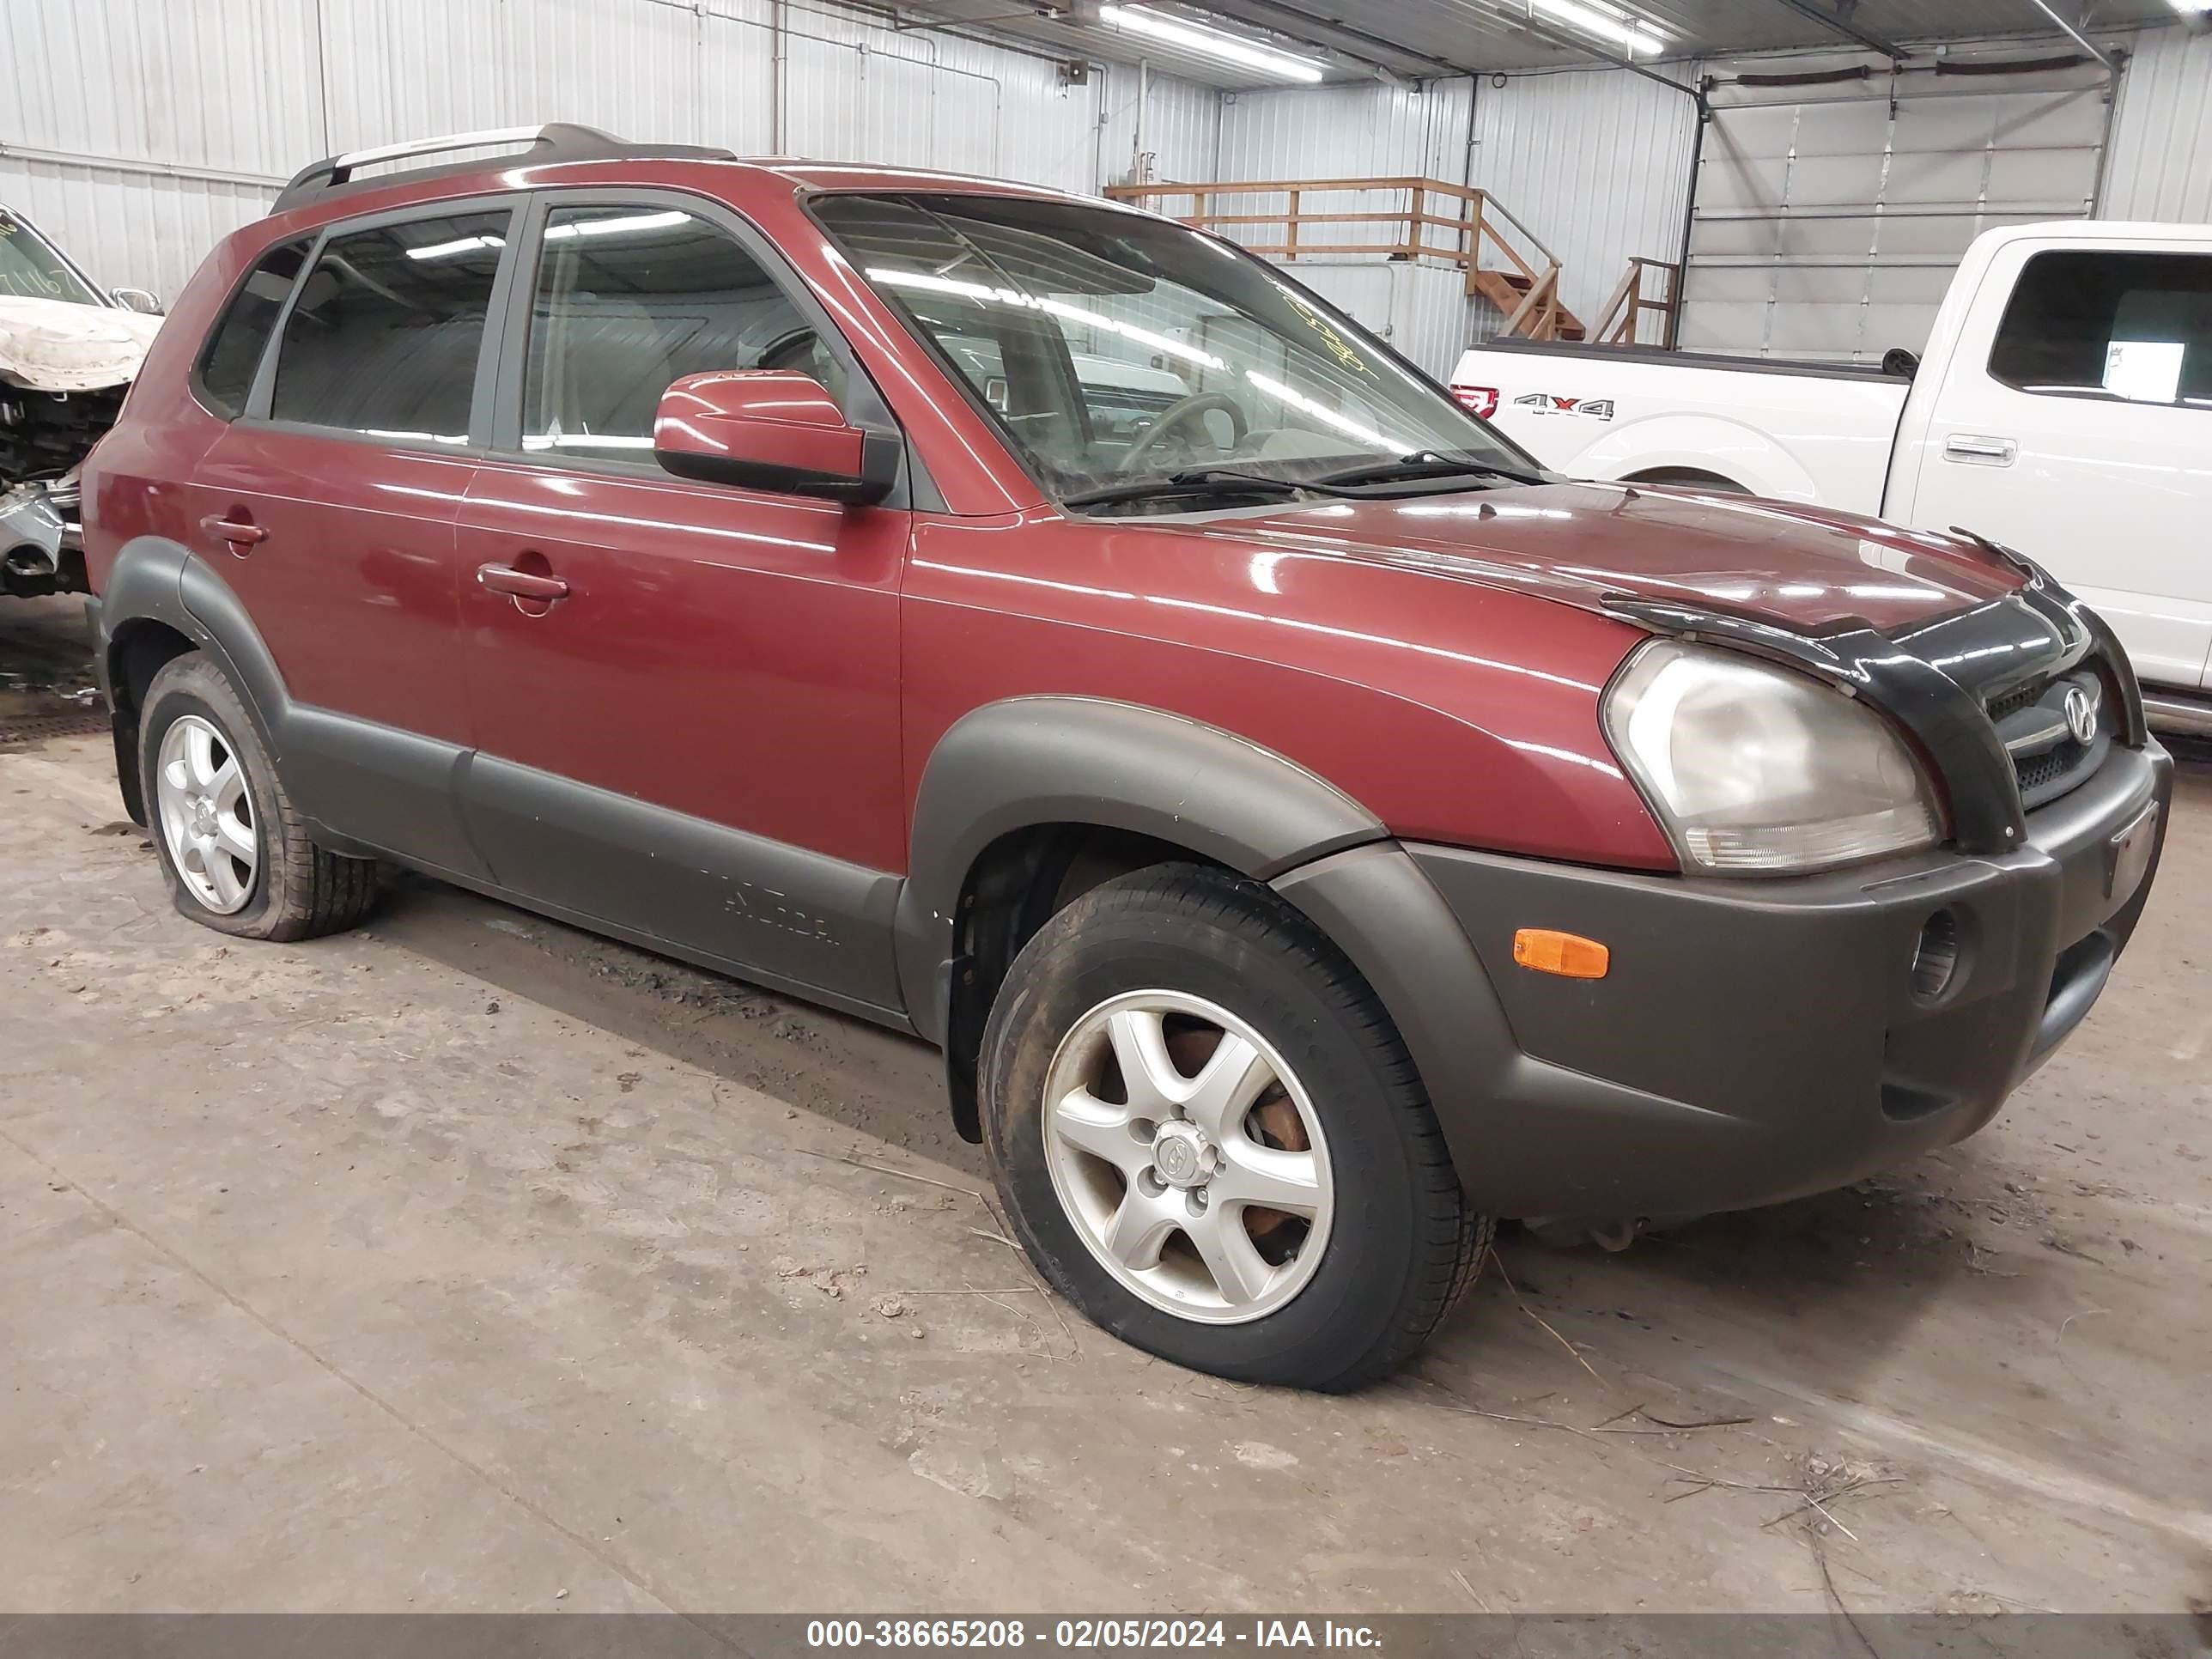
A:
[895,0,2190,84]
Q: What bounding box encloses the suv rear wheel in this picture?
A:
[979,862,1490,1390]
[140,653,381,940]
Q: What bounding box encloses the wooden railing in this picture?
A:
[1593,256,1681,347]
[1102,175,1587,342]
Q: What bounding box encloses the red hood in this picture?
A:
[1190,481,2022,633]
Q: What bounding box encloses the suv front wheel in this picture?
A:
[979,863,1490,1390]
[140,653,381,941]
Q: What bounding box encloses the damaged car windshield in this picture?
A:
[0,210,102,307]
[811,191,1535,513]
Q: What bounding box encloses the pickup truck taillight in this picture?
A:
[1451,384,1499,421]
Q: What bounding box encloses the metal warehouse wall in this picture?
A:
[1213,72,1695,372]
[1468,66,1698,333]
[0,0,1218,299]
[1218,79,1474,181]
[2103,25,2212,222]
[1097,63,1224,187]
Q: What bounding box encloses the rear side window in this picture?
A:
[269,210,511,443]
[1989,249,2212,409]
[521,204,842,462]
[196,236,312,419]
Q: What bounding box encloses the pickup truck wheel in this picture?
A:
[978,863,1490,1390]
[140,654,382,941]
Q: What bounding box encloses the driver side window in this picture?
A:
[523,203,844,463]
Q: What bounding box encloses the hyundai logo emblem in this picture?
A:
[2063,684,2098,745]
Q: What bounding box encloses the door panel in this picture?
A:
[457,462,908,1003]
[457,197,907,1004]
[182,205,517,869]
[1897,242,2212,691]
[187,428,483,870]
[465,752,907,1010]
[188,432,476,738]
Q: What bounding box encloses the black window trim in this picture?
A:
[187,230,314,422]
[237,191,531,458]
[1985,245,2212,415]
[483,184,926,508]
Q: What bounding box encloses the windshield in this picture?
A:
[811,191,1535,510]
[0,210,103,307]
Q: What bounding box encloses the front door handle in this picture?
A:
[199,514,268,546]
[1943,434,2018,465]
[475,562,570,603]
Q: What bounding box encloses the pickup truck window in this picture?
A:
[812,191,1532,507]
[1989,250,2212,409]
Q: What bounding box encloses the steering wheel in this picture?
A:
[1120,391,1249,471]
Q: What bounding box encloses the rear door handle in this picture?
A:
[199,514,268,545]
[475,562,570,602]
[1943,434,2017,465]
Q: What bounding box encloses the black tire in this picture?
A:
[978,862,1491,1391]
[138,653,382,941]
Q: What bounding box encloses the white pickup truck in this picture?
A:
[1453,220,2212,731]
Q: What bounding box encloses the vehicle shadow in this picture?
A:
[372,860,2032,1418]
[1425,1132,2045,1424]
[365,872,981,1171]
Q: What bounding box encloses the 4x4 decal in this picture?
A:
[1514,391,1613,420]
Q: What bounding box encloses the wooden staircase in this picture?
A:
[1103,174,1587,343]
[1468,266,1585,342]
[1589,256,1681,345]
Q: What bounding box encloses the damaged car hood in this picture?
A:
[0,295,161,392]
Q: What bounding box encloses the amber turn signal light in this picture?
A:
[1512,928,1610,979]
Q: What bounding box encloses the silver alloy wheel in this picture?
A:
[1040,989,1334,1324]
[155,714,258,915]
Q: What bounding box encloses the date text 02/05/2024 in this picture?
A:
[805,1620,1383,1650]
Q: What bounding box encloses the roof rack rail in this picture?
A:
[272,123,735,213]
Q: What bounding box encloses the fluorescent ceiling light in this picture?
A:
[406,234,503,260]
[866,266,1226,371]
[1097,4,1326,82]
[2170,0,2211,13]
[1529,0,1669,56]
[544,210,692,240]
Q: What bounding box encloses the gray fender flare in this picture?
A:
[895,696,1387,1043]
[98,537,294,820]
[101,535,293,743]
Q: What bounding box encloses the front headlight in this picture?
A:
[1603,640,1942,875]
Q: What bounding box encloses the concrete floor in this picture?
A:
[3,594,2209,1614]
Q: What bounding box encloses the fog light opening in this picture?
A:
[1910,908,1961,1003]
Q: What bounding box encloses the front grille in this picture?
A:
[2014,738,2087,795]
[1989,666,2107,811]
[1985,681,2044,725]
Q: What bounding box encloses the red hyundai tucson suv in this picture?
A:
[80,125,2171,1389]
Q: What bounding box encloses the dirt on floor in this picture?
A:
[3,594,2210,1615]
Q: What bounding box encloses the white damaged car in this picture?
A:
[2,205,163,598]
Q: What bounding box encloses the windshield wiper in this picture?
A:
[1060,456,1550,513]
[1307,456,1547,489]
[1059,469,1311,511]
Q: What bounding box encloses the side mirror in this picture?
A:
[653,370,898,506]
[1881,346,1920,380]
[110,286,163,315]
